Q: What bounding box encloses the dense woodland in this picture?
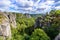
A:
[0,10,60,40]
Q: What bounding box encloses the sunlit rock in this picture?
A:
[0,11,16,40]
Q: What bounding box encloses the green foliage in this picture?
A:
[11,13,35,40]
[43,24,60,40]
[50,10,60,16]
[55,10,60,14]
[11,26,25,40]
[11,27,30,40]
[16,13,35,34]
[30,29,50,40]
[0,36,4,40]
[16,18,35,34]
[42,10,60,40]
[10,10,60,40]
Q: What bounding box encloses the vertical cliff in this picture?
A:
[0,11,16,40]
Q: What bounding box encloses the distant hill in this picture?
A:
[30,14,45,18]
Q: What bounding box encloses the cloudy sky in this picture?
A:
[0,0,60,14]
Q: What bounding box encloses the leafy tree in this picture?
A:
[43,10,60,40]
[30,28,50,40]
[55,10,60,14]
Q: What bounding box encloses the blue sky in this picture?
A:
[0,0,60,14]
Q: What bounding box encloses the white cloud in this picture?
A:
[0,0,11,6]
[15,0,34,7]
[0,0,11,11]
[45,1,54,5]
[21,7,33,11]
[33,0,54,10]
[55,6,60,9]
[0,0,59,13]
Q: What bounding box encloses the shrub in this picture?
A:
[43,26,59,40]
[30,28,50,40]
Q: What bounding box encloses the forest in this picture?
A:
[0,10,60,40]
[10,10,60,40]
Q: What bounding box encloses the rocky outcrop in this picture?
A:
[55,33,60,40]
[0,11,16,40]
[4,12,16,28]
[24,13,31,18]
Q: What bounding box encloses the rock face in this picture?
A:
[34,17,44,28]
[24,13,31,18]
[55,33,60,40]
[0,12,16,39]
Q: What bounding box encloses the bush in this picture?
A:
[43,26,59,40]
[29,28,50,40]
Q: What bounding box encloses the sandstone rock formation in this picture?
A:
[0,11,16,40]
[24,13,31,18]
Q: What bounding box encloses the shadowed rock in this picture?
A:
[55,33,60,40]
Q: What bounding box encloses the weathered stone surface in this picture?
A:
[0,11,16,39]
[9,13,16,28]
[0,12,11,38]
[24,13,31,18]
